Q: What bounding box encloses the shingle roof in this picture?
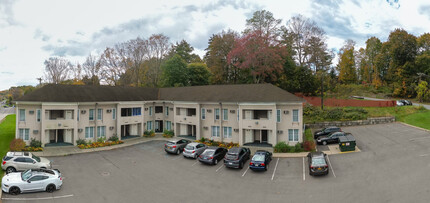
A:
[15,84,159,102]
[159,83,304,103]
[15,83,304,103]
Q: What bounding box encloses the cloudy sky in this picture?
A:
[0,0,429,90]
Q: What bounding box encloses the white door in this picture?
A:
[245,130,253,143]
[65,129,72,143]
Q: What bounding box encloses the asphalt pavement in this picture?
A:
[3,122,430,203]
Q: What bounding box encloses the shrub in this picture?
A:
[303,140,316,152]
[76,138,87,145]
[144,130,155,137]
[162,130,174,138]
[30,138,42,148]
[199,137,207,143]
[97,137,106,143]
[108,135,119,142]
[294,143,303,152]
[274,141,289,153]
[10,139,26,151]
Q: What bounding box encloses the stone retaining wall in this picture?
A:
[305,117,395,129]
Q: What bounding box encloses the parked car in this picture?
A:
[1,168,62,195]
[183,143,207,159]
[396,100,404,106]
[224,147,251,169]
[314,126,342,139]
[2,152,52,174]
[316,132,351,145]
[198,147,228,165]
[402,100,412,105]
[164,139,190,155]
[249,150,272,171]
[307,152,329,176]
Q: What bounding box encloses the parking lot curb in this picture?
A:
[0,173,3,203]
[398,122,430,133]
[36,137,170,157]
[273,152,308,158]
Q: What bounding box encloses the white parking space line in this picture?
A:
[271,158,279,181]
[172,155,183,160]
[192,161,199,166]
[419,154,430,157]
[216,164,224,172]
[2,194,74,201]
[303,157,305,181]
[326,155,336,178]
[242,167,249,177]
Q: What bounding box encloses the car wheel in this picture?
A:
[176,149,181,155]
[6,167,16,174]
[322,141,327,145]
[214,159,218,165]
[9,186,20,195]
[239,161,243,169]
[46,184,56,193]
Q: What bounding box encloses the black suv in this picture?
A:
[224,147,251,169]
[314,126,341,139]
[316,132,351,145]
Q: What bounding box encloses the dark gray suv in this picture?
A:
[224,147,250,169]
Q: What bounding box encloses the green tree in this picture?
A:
[337,40,357,84]
[161,54,188,87]
[364,37,382,84]
[204,30,239,84]
[169,40,201,63]
[415,81,429,102]
[187,63,211,86]
[417,33,430,54]
[244,9,282,39]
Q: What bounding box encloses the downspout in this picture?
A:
[220,102,223,143]
[94,103,98,143]
[237,102,241,145]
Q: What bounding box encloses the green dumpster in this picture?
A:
[339,134,356,152]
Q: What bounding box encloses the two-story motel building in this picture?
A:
[14,84,304,147]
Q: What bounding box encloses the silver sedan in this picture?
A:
[183,143,207,159]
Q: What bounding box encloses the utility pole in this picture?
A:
[36,77,42,86]
[321,70,324,110]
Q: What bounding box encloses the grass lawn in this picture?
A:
[401,111,430,130]
[0,114,16,178]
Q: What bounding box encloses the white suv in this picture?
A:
[1,152,51,174]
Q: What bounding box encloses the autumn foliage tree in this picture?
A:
[227,31,287,84]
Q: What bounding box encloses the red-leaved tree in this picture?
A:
[227,30,287,83]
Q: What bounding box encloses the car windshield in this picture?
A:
[201,149,215,156]
[167,142,175,145]
[185,145,195,150]
[252,154,265,162]
[21,169,32,181]
[311,158,326,166]
[32,154,41,162]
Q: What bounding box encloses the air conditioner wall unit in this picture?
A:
[230,110,235,114]
[277,130,283,134]
[106,109,112,113]
[109,126,114,130]
[283,110,289,115]
[78,128,83,133]
[233,129,239,132]
[81,110,86,114]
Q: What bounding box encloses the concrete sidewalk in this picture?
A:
[32,136,169,157]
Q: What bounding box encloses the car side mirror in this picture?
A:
[27,180,31,183]
[33,161,36,164]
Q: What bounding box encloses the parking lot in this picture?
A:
[3,122,430,202]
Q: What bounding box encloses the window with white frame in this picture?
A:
[276,109,281,123]
[85,127,94,138]
[19,109,25,121]
[147,121,153,130]
[97,126,106,137]
[293,109,299,122]
[19,128,30,140]
[112,108,116,120]
[211,126,220,137]
[165,121,172,131]
[36,109,41,122]
[223,127,232,138]
[201,108,206,120]
[97,109,103,120]
[149,107,152,116]
[223,109,228,120]
[288,129,299,142]
[215,108,220,120]
[77,109,80,121]
[89,109,94,121]
[237,109,239,121]
[166,107,169,116]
